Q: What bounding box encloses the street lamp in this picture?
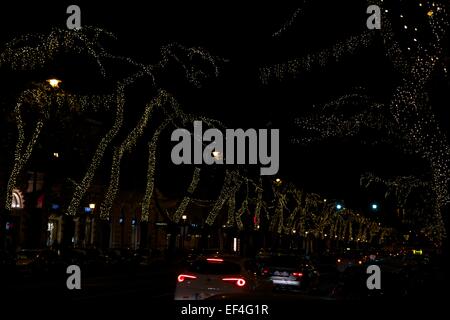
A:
[212,151,221,161]
[336,204,343,210]
[89,203,96,210]
[182,215,187,221]
[371,203,378,211]
[47,78,61,88]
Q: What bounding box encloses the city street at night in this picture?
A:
[0,1,449,318]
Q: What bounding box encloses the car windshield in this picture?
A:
[188,260,241,275]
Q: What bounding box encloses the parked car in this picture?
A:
[174,255,256,300]
[255,253,320,292]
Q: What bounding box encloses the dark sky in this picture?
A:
[0,1,448,212]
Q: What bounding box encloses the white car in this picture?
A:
[174,256,254,300]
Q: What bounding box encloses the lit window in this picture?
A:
[12,189,24,209]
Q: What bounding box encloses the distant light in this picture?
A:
[427,10,433,16]
[53,152,59,158]
[275,178,281,183]
[336,204,343,210]
[323,199,327,203]
[119,217,124,224]
[47,79,61,88]
[84,207,92,213]
[371,203,378,210]
[131,218,137,226]
[292,229,296,234]
[233,237,238,252]
[212,151,221,160]
[404,25,408,29]
[51,204,60,210]
[89,203,96,209]
[182,214,187,221]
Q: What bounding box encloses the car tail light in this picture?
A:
[222,277,246,287]
[262,267,269,275]
[177,274,197,283]
[207,258,224,263]
[292,272,303,278]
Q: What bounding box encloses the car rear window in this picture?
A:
[188,260,241,275]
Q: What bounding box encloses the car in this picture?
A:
[255,253,320,292]
[174,256,256,300]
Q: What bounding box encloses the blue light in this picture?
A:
[336,204,343,210]
[131,218,136,226]
[119,217,124,224]
[51,204,60,210]
[371,204,378,210]
[84,207,92,213]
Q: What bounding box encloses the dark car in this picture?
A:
[255,253,320,292]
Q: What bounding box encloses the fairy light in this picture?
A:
[259,0,449,244]
[139,120,170,222]
[68,84,125,216]
[172,167,201,223]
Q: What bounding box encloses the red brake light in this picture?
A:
[292,272,303,277]
[222,277,246,287]
[178,274,197,282]
[207,258,224,263]
[262,267,269,275]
